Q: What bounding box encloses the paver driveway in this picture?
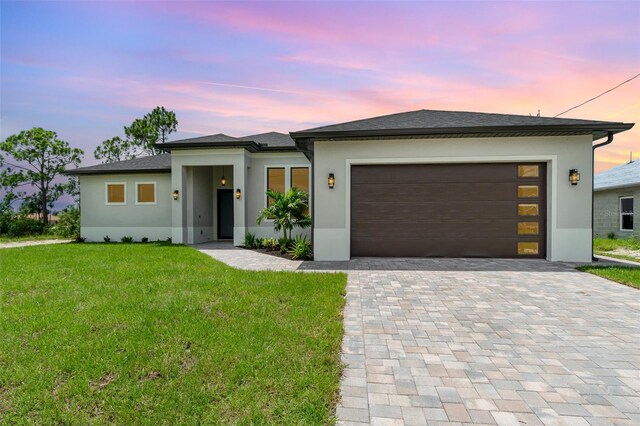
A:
[334,259,640,426]
[195,245,640,426]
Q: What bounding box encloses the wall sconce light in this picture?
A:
[328,173,335,189]
[172,190,180,200]
[220,165,227,186]
[569,169,580,186]
[235,188,242,199]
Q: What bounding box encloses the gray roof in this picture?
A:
[157,131,295,151]
[594,160,640,191]
[67,153,171,175]
[290,109,633,141]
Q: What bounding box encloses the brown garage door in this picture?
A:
[350,163,546,258]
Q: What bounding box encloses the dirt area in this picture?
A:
[0,239,71,249]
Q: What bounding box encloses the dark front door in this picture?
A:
[350,163,546,258]
[217,189,234,240]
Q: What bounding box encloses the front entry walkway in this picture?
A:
[195,244,640,426]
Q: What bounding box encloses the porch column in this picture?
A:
[232,153,250,246]
[171,164,188,244]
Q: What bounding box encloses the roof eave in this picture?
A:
[290,123,634,140]
[65,168,172,176]
[155,140,261,152]
[594,182,640,192]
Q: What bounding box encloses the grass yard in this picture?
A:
[577,265,640,289]
[593,237,640,262]
[0,243,346,424]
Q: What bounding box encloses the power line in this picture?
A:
[554,72,640,117]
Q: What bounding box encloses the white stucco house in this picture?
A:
[594,159,639,239]
[69,109,634,262]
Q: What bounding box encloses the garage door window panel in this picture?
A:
[518,165,540,178]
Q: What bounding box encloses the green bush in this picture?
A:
[121,236,134,243]
[54,207,80,238]
[278,237,291,253]
[141,237,149,243]
[262,238,278,251]
[7,218,46,237]
[607,232,616,239]
[252,238,264,249]
[104,236,111,242]
[244,232,257,248]
[289,236,312,260]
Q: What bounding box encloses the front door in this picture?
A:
[217,189,234,240]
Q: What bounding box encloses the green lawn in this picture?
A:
[577,265,640,289]
[0,244,346,424]
[594,237,640,262]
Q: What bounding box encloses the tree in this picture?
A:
[94,136,133,163]
[256,188,311,241]
[0,128,84,226]
[94,106,178,163]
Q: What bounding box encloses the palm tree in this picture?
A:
[256,188,311,241]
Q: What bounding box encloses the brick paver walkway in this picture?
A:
[196,244,640,425]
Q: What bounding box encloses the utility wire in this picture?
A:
[554,72,640,117]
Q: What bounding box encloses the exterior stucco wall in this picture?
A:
[170,149,310,245]
[79,173,172,242]
[313,134,594,262]
[245,152,312,240]
[594,186,639,239]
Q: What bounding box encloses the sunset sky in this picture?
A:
[1,1,639,173]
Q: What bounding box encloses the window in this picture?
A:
[518,222,539,235]
[518,185,539,198]
[291,167,310,193]
[106,183,126,205]
[265,166,310,207]
[518,165,539,178]
[518,204,539,216]
[136,182,156,204]
[518,242,539,255]
[267,168,285,206]
[620,197,634,231]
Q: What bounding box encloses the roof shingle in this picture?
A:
[594,160,640,191]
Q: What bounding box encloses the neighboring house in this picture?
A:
[594,159,639,239]
[68,109,634,262]
[25,213,59,225]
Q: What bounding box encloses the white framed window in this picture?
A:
[620,196,634,231]
[105,182,126,205]
[135,181,157,205]
[263,165,311,208]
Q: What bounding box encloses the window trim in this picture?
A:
[263,164,311,209]
[135,181,157,205]
[620,196,634,231]
[105,182,127,206]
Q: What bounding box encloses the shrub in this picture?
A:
[262,238,278,251]
[607,232,616,239]
[289,236,312,260]
[166,237,172,243]
[75,236,86,243]
[121,236,134,243]
[244,232,257,248]
[54,207,80,238]
[252,238,263,249]
[278,237,292,253]
[141,237,149,243]
[7,218,45,237]
[104,236,111,243]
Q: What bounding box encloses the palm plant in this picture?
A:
[257,188,311,242]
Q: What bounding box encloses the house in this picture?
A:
[68,109,634,262]
[594,159,639,239]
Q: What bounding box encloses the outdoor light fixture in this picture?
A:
[235,188,242,199]
[328,173,335,189]
[569,169,580,186]
[220,166,227,186]
[172,190,180,200]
